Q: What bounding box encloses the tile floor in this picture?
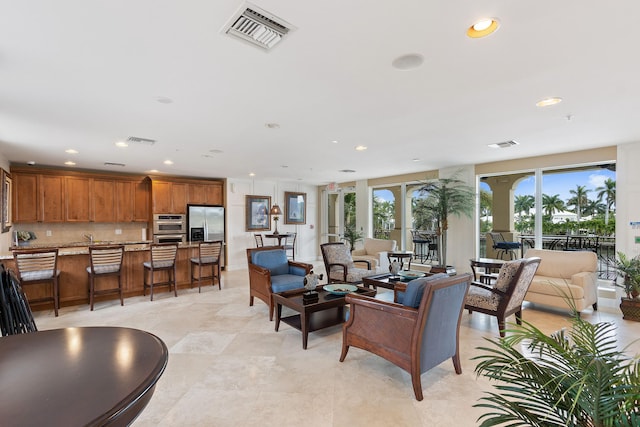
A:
[34,265,640,427]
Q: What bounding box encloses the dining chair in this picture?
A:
[190,241,223,292]
[283,232,296,260]
[13,248,61,317]
[143,243,178,301]
[489,232,522,260]
[86,244,125,311]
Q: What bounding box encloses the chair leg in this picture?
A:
[452,352,462,375]
[339,343,350,362]
[498,317,506,337]
[249,295,254,306]
[411,372,424,401]
[173,266,178,297]
[216,264,221,290]
[53,277,59,317]
[118,274,124,306]
[150,270,154,301]
[592,302,598,311]
[89,275,94,311]
[198,263,202,293]
[515,309,523,325]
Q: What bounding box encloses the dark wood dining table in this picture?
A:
[264,233,293,246]
[0,326,168,426]
[469,257,506,283]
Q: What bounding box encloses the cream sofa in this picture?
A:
[351,238,397,272]
[524,248,598,313]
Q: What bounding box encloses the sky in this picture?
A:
[373,168,616,204]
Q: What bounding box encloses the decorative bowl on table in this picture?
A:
[323,284,358,295]
[398,270,426,281]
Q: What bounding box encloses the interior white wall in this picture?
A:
[439,165,476,274]
[225,178,318,271]
[615,141,640,296]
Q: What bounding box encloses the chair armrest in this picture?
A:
[288,261,313,276]
[571,271,598,297]
[248,263,270,277]
[328,263,348,282]
[353,259,372,269]
[346,293,419,320]
[393,281,407,303]
[248,264,272,294]
[470,281,507,297]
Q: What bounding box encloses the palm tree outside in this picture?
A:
[596,178,616,225]
[567,185,591,221]
[541,193,565,218]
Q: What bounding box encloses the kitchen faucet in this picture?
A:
[83,233,94,244]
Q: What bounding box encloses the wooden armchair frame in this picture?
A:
[320,242,372,284]
[246,246,313,320]
[340,273,472,401]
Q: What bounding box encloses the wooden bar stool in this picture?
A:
[87,245,125,311]
[190,241,223,292]
[13,248,61,317]
[143,243,178,301]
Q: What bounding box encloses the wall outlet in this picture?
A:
[115,229,122,235]
[46,230,52,237]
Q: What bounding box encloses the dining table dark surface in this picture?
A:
[0,326,168,426]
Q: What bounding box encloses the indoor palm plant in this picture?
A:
[611,252,640,321]
[342,225,363,252]
[474,315,640,426]
[416,173,474,269]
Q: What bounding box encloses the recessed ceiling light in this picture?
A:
[536,97,563,107]
[115,141,128,148]
[355,145,367,151]
[392,53,424,70]
[332,140,339,144]
[64,161,76,166]
[249,172,256,177]
[467,18,500,38]
[147,169,159,173]
[163,160,174,165]
[65,149,78,154]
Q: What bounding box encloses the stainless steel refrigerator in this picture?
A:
[187,204,225,243]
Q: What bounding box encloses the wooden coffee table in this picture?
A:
[362,272,433,290]
[273,285,376,349]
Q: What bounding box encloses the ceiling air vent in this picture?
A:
[126,136,156,145]
[488,140,519,149]
[222,2,294,50]
[104,162,126,167]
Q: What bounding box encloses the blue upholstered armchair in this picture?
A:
[246,247,313,320]
[340,273,471,401]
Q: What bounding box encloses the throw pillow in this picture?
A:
[401,273,449,308]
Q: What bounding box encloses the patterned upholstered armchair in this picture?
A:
[320,242,375,284]
[464,257,541,337]
[246,247,313,320]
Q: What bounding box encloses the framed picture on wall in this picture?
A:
[1,169,12,233]
[284,192,306,225]
[245,195,271,231]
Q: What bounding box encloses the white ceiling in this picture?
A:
[1,1,637,185]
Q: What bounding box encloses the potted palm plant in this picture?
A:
[611,251,640,321]
[342,225,363,252]
[416,173,474,271]
[474,315,640,426]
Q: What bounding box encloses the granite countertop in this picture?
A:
[1,240,203,260]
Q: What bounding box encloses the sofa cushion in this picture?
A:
[527,276,586,299]
[270,274,305,293]
[400,273,448,308]
[252,249,289,276]
[362,237,397,254]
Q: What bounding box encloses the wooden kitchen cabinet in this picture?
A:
[65,176,92,222]
[12,172,39,222]
[151,180,172,214]
[41,175,65,222]
[115,179,150,222]
[93,178,116,222]
[170,183,188,214]
[188,182,223,205]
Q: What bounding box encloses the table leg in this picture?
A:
[301,311,309,350]
[275,302,282,331]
